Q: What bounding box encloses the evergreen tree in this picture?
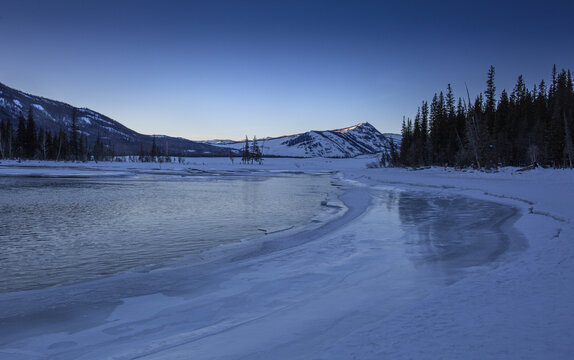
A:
[485,65,496,135]
[389,138,399,167]
[78,133,84,161]
[242,136,250,164]
[151,136,158,161]
[446,84,456,118]
[70,109,79,160]
[93,133,104,162]
[0,120,8,159]
[16,113,27,158]
[495,89,511,164]
[412,108,423,165]
[25,107,37,159]
[138,143,145,162]
[445,84,459,164]
[454,98,468,165]
[420,101,430,164]
[251,136,262,164]
[0,119,14,159]
[39,129,48,160]
[399,117,416,166]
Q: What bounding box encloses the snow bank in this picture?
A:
[331,166,574,359]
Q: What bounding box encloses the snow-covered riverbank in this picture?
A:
[1,158,573,359]
[336,166,574,359]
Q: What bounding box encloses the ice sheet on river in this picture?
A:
[0,183,525,360]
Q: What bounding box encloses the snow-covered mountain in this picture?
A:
[211,123,401,158]
[0,82,228,156]
[0,81,399,158]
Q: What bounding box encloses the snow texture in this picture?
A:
[210,122,400,158]
[0,158,573,360]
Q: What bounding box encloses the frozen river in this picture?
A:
[0,169,527,359]
[0,173,333,293]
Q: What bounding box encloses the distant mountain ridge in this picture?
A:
[210,123,401,158]
[0,81,399,158]
[0,81,228,156]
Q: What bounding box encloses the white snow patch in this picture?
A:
[30,103,58,123]
[102,126,131,140]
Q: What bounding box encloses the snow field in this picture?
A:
[0,158,572,359]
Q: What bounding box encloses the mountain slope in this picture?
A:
[211,123,401,158]
[0,82,228,156]
[0,81,399,158]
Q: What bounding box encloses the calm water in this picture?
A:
[0,174,333,293]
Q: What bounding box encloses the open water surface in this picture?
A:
[0,174,333,293]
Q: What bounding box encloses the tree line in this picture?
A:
[0,108,117,162]
[397,65,574,168]
[0,107,188,163]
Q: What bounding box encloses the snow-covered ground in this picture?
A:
[0,157,573,359]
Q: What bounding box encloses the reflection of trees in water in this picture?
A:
[397,191,510,267]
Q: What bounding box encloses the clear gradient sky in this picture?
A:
[1,0,573,140]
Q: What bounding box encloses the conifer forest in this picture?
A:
[398,65,574,168]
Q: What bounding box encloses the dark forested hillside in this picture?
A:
[399,66,574,168]
[0,82,230,161]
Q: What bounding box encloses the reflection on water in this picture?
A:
[397,191,514,267]
[0,174,332,293]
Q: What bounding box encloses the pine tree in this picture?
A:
[251,136,262,164]
[139,143,145,162]
[70,109,79,160]
[495,89,511,164]
[39,129,48,160]
[151,136,158,161]
[445,84,459,165]
[25,107,37,159]
[242,136,250,164]
[16,113,27,158]
[413,108,422,165]
[399,117,410,166]
[229,149,235,164]
[0,120,8,159]
[78,134,84,161]
[446,84,456,118]
[93,133,104,162]
[389,138,399,167]
[485,65,496,135]
[421,101,429,164]
[56,128,67,161]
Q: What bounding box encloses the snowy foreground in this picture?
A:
[1,157,573,359]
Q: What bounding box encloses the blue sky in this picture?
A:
[1,0,572,140]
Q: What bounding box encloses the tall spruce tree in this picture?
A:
[485,66,496,136]
[16,113,27,158]
[251,136,262,164]
[151,136,158,160]
[25,107,37,159]
[70,109,79,160]
[242,136,250,164]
